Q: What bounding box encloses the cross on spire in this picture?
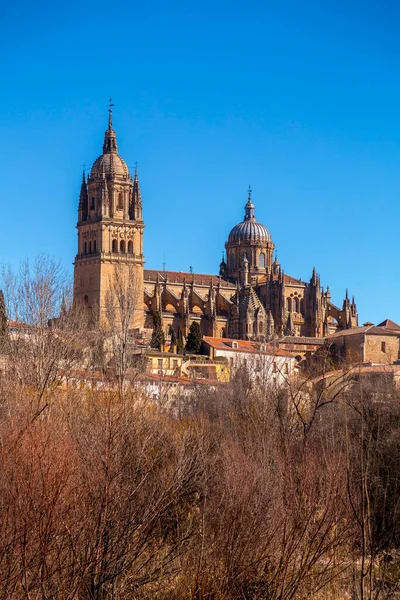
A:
[108,97,114,128]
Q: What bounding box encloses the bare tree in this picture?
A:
[104,264,142,397]
[0,255,90,413]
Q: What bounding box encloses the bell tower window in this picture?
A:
[120,240,125,253]
[112,239,118,253]
[128,240,133,254]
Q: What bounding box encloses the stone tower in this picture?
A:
[73,104,145,328]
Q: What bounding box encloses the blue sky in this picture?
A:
[1,0,400,324]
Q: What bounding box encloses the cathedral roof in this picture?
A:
[144,269,237,288]
[239,285,266,316]
[89,103,131,179]
[228,188,272,244]
[91,153,130,178]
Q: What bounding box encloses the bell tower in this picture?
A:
[73,102,145,328]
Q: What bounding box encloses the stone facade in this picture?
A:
[74,109,359,341]
[328,326,400,365]
[74,106,144,329]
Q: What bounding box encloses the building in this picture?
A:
[328,323,400,365]
[202,336,296,387]
[74,107,359,342]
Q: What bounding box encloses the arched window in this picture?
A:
[259,252,265,268]
[93,240,96,253]
[112,239,118,253]
[286,297,292,312]
[84,295,89,306]
[128,240,133,254]
[120,240,125,253]
[300,299,304,314]
[89,241,92,253]
[84,242,87,254]
[118,192,123,209]
[90,197,95,210]
[259,321,263,333]
[294,297,300,313]
[229,254,235,269]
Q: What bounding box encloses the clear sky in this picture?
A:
[1,0,400,324]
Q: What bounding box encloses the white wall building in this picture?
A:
[202,336,296,388]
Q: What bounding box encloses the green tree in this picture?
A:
[150,311,165,351]
[176,328,184,355]
[169,327,177,353]
[186,321,202,354]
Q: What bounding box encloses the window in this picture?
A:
[89,241,92,253]
[259,252,265,268]
[381,341,386,353]
[84,241,87,254]
[90,197,95,210]
[173,359,178,368]
[158,359,163,367]
[120,240,125,253]
[93,240,96,253]
[112,239,118,253]
[286,297,292,312]
[128,240,133,253]
[232,341,238,349]
[294,297,300,313]
[84,295,89,306]
[118,192,123,209]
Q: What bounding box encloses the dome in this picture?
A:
[90,153,130,178]
[228,192,272,244]
[89,105,131,179]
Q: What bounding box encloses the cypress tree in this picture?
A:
[176,328,184,355]
[169,327,177,353]
[186,321,202,354]
[150,311,165,351]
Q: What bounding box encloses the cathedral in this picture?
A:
[74,107,358,341]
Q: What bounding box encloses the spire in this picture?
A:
[78,168,88,219]
[285,312,295,336]
[244,185,255,220]
[102,98,118,154]
[130,162,142,220]
[219,251,227,277]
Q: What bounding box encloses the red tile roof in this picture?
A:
[328,326,400,339]
[377,319,400,331]
[144,270,236,288]
[145,270,304,289]
[203,336,293,357]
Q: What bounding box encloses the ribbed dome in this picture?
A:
[228,193,271,243]
[228,220,271,243]
[89,105,131,179]
[90,153,130,178]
